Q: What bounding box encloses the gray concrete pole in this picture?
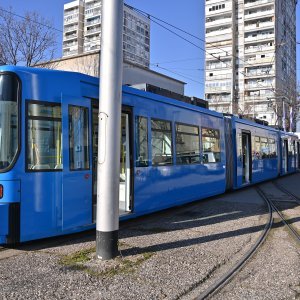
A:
[96,0,123,260]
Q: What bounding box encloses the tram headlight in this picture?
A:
[0,184,3,199]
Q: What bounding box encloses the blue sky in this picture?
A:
[1,0,299,98]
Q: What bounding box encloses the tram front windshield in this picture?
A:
[0,74,19,170]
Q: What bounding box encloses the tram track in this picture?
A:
[192,188,273,300]
[258,183,300,243]
[193,181,300,299]
[272,180,300,205]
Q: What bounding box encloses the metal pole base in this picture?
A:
[96,230,119,260]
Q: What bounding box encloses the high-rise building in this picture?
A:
[205,0,297,129]
[63,0,150,68]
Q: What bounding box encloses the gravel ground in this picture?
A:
[212,228,300,300]
[0,177,297,300]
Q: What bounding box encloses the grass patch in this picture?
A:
[59,246,154,278]
[101,252,154,277]
[60,246,96,266]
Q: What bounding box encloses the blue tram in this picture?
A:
[0,66,298,244]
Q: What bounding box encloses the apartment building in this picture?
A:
[63,0,150,67]
[205,0,297,129]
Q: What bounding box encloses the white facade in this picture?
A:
[205,0,297,129]
[63,0,150,67]
[63,0,85,57]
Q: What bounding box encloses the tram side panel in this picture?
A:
[229,117,279,189]
[122,89,227,216]
[280,132,298,176]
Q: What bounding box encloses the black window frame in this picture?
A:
[151,118,173,166]
[26,100,62,172]
[68,104,90,171]
[201,127,221,164]
[135,115,149,167]
[0,72,21,174]
[175,122,200,165]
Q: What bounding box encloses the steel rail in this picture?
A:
[257,186,300,244]
[272,181,300,204]
[195,190,273,300]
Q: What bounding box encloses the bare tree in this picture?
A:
[0,7,21,65]
[0,7,57,66]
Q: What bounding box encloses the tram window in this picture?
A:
[136,116,148,167]
[288,141,295,156]
[69,106,90,170]
[201,127,221,163]
[151,119,173,165]
[260,137,269,159]
[269,138,277,158]
[27,102,62,171]
[253,136,261,159]
[176,123,200,164]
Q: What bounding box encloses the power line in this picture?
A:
[0,7,63,33]
[150,57,204,65]
[154,65,205,85]
[125,3,267,71]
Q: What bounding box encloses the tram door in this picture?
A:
[62,98,92,230]
[296,142,300,169]
[92,106,132,222]
[283,140,288,173]
[241,132,251,184]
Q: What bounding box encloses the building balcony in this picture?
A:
[85,8,101,17]
[64,25,78,33]
[208,100,232,106]
[85,17,101,27]
[206,73,232,81]
[244,9,274,20]
[245,57,274,66]
[205,17,232,28]
[85,27,101,36]
[206,33,232,43]
[206,52,233,61]
[245,46,274,54]
[245,71,275,78]
[85,0,101,8]
[63,32,78,41]
[205,86,231,93]
[206,7,232,18]
[84,44,100,52]
[244,34,274,44]
[244,83,274,90]
[64,9,79,17]
[244,21,274,32]
[244,95,270,102]
[63,49,79,57]
[244,0,274,9]
[206,28,232,37]
[63,43,78,50]
[64,15,79,25]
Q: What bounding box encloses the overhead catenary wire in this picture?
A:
[0,6,63,33]
[125,3,274,71]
